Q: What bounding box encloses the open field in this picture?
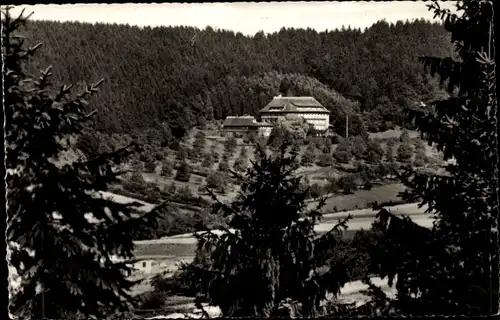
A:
[311,183,407,213]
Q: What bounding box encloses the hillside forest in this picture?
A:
[21,19,453,148]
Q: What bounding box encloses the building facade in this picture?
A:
[259,96,330,132]
[221,96,330,138]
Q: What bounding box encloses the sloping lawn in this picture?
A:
[315,183,407,213]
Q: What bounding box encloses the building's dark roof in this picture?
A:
[259,96,330,114]
[222,116,258,127]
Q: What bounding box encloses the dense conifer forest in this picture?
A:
[22,19,453,142]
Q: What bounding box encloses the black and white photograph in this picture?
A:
[2,1,498,318]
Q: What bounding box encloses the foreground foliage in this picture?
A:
[175,142,359,317]
[3,8,161,319]
[371,0,498,315]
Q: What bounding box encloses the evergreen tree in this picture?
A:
[194,142,353,317]
[3,8,161,319]
[371,1,498,315]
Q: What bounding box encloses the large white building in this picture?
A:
[258,96,330,132]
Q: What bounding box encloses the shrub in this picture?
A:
[387,162,400,179]
[98,139,113,154]
[201,153,215,168]
[238,147,248,159]
[75,132,100,158]
[351,137,367,159]
[399,129,410,143]
[193,176,203,184]
[206,171,225,193]
[386,138,397,148]
[415,139,426,151]
[123,172,148,194]
[322,138,333,154]
[386,146,395,162]
[175,147,187,163]
[414,150,428,167]
[316,152,334,167]
[366,140,384,163]
[174,161,191,182]
[301,144,316,165]
[177,185,193,201]
[187,147,198,161]
[193,133,206,154]
[325,176,339,194]
[162,160,174,177]
[233,158,247,172]
[166,182,178,195]
[414,158,426,167]
[222,151,232,162]
[338,174,358,194]
[131,159,144,171]
[144,161,156,173]
[218,160,229,173]
[154,151,164,161]
[375,162,389,179]
[309,183,324,199]
[209,144,220,161]
[243,131,257,144]
[397,143,413,163]
[301,151,315,167]
[224,136,237,154]
[169,141,181,151]
[137,291,168,310]
[334,150,351,164]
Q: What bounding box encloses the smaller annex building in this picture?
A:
[259,96,330,133]
[221,115,273,137]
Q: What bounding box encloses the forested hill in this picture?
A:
[22,18,452,140]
